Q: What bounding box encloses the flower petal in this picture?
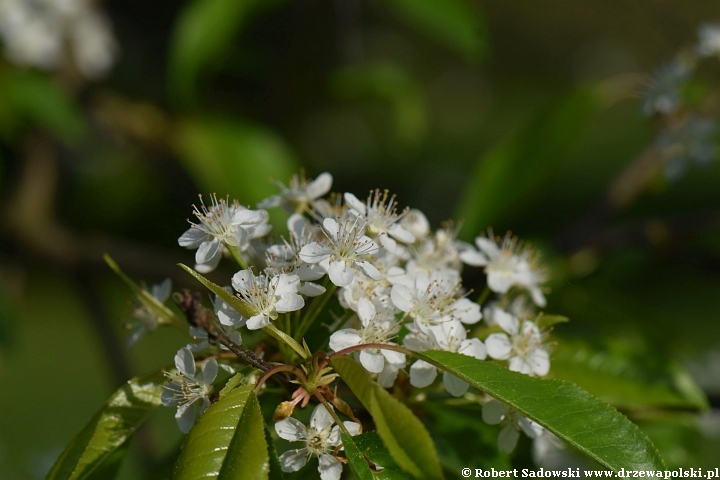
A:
[359,350,385,373]
[328,260,354,287]
[175,347,196,377]
[443,371,470,397]
[498,424,520,453]
[200,358,218,385]
[409,360,437,388]
[357,297,376,326]
[482,399,506,425]
[381,348,406,367]
[311,403,335,430]
[390,285,414,312]
[196,239,221,265]
[176,403,197,434]
[178,227,206,248]
[299,242,332,263]
[276,293,305,313]
[357,260,382,281]
[306,172,333,199]
[343,192,366,215]
[318,453,343,480]
[485,333,512,360]
[329,329,362,352]
[275,417,307,441]
[246,314,270,330]
[279,448,309,472]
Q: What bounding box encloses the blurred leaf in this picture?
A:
[46,370,165,480]
[175,117,297,213]
[0,69,85,143]
[455,88,602,238]
[551,339,708,411]
[331,63,428,145]
[535,314,569,329]
[331,356,443,480]
[168,0,283,106]
[0,292,15,350]
[341,432,375,480]
[381,0,487,61]
[416,350,666,471]
[172,385,269,480]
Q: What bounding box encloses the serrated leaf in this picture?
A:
[353,432,412,479]
[168,0,283,105]
[535,314,569,329]
[264,425,285,480]
[172,385,269,480]
[416,350,666,471]
[381,0,487,61]
[341,432,375,480]
[331,356,442,480]
[455,88,601,238]
[46,370,165,480]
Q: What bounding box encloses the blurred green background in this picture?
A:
[1,0,720,478]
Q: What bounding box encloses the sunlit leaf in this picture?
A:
[46,370,165,480]
[416,350,666,471]
[172,385,269,480]
[455,88,602,238]
[168,0,283,105]
[381,0,487,61]
[331,356,442,480]
[341,432,375,480]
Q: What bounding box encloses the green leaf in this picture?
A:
[341,432,375,480]
[380,0,487,61]
[353,432,412,479]
[551,340,708,411]
[331,356,442,480]
[264,425,285,480]
[168,0,283,105]
[178,263,254,318]
[46,370,165,480]
[455,88,602,238]
[172,385,269,480]
[416,350,666,471]
[174,117,297,227]
[534,314,569,329]
[0,69,86,143]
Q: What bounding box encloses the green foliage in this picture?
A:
[380,0,487,61]
[551,340,708,411]
[172,385,269,480]
[455,88,602,237]
[46,370,165,480]
[0,69,86,143]
[331,356,443,480]
[168,0,283,106]
[416,350,666,471]
[174,117,297,224]
[331,62,428,145]
[341,432,375,480]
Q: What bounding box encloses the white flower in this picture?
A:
[399,208,430,240]
[698,23,720,57]
[178,195,269,273]
[329,297,405,373]
[126,278,171,347]
[299,217,382,287]
[275,404,360,480]
[161,347,217,433]
[430,320,486,396]
[460,233,547,307]
[259,172,333,213]
[485,310,550,376]
[482,398,543,453]
[344,190,415,254]
[231,269,304,330]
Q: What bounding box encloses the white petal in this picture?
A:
[299,242,332,263]
[451,298,482,325]
[409,360,437,388]
[231,269,254,293]
[176,403,197,434]
[529,286,547,308]
[381,348,406,367]
[322,218,340,239]
[493,310,519,335]
[387,223,415,243]
[298,282,325,297]
[359,350,385,373]
[306,172,333,199]
[357,297,376,326]
[196,239,221,265]
[275,417,307,441]
[258,194,281,209]
[498,424,520,453]
[153,278,172,302]
[194,250,222,273]
[318,453,343,480]
[459,249,488,266]
[275,293,305,313]
[178,227,207,248]
[528,349,550,376]
[519,417,544,438]
[246,314,270,330]
[390,285,414,312]
[475,236,500,259]
[200,359,218,385]
[343,192,366,215]
[175,347,196,377]
[232,208,267,226]
[443,371,470,397]
[343,421,361,436]
[328,260,354,287]
[279,448,308,472]
[328,329,362,352]
[485,333,512,360]
[459,338,487,360]
[487,272,514,294]
[377,363,399,387]
[482,399,506,425]
[356,260,382,281]
[311,403,335,430]
[273,274,300,295]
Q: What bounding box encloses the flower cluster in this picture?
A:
[154,171,562,473]
[0,0,118,78]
